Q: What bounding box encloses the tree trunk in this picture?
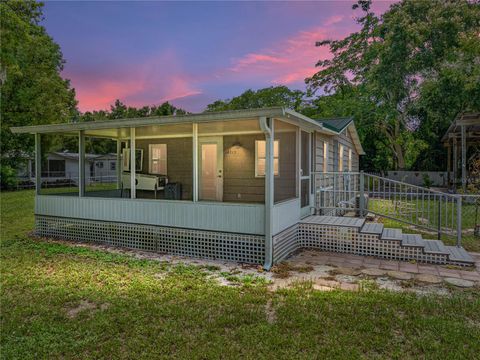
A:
[393,142,406,170]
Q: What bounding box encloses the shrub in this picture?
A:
[0,164,18,190]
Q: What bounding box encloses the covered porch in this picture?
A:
[12,108,329,268]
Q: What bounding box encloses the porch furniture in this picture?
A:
[121,172,167,199]
[165,182,182,200]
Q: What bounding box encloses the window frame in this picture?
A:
[148,144,168,175]
[255,139,279,178]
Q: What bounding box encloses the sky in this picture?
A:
[42,1,395,113]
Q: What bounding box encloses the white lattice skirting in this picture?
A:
[274,223,458,265]
[35,215,265,264]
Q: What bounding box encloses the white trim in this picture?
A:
[130,128,136,199]
[192,123,198,202]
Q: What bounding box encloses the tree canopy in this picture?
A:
[0,0,77,186]
[205,86,306,112]
[306,0,480,170]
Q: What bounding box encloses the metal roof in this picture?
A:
[10,107,330,135]
[316,117,353,132]
[442,112,480,143]
[314,116,365,155]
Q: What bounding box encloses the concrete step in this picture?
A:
[445,246,475,265]
[423,240,448,255]
[360,223,384,235]
[381,228,403,241]
[401,234,425,247]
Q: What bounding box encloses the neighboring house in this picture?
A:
[11,107,474,268]
[442,112,480,191]
[17,151,117,185]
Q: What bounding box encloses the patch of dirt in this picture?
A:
[271,262,314,278]
[65,300,109,319]
[265,299,276,324]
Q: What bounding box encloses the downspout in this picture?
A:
[259,116,274,270]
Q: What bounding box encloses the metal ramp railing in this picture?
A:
[313,172,468,247]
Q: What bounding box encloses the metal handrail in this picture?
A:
[313,171,465,247]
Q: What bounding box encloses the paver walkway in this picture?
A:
[287,250,480,283]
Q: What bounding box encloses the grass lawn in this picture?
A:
[1,190,480,359]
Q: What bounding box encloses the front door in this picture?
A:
[199,137,223,201]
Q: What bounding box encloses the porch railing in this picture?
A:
[313,172,480,247]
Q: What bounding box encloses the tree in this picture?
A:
[205,86,305,112]
[307,0,480,170]
[0,0,77,187]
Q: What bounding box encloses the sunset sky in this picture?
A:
[42,1,395,113]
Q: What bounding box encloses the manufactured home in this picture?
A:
[17,151,117,185]
[11,107,474,267]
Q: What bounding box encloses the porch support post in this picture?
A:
[461,125,466,192]
[452,138,457,191]
[130,127,136,199]
[296,127,301,198]
[116,139,122,190]
[447,143,451,187]
[78,130,85,196]
[260,116,273,270]
[192,123,198,202]
[34,133,41,195]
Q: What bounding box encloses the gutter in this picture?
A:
[259,116,273,270]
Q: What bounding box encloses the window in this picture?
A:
[48,160,65,177]
[338,144,344,172]
[149,144,167,174]
[110,162,116,171]
[323,142,328,173]
[96,161,104,169]
[122,148,143,172]
[255,140,279,177]
[348,148,352,171]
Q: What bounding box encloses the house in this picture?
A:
[17,151,117,185]
[11,107,474,268]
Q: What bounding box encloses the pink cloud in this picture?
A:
[227,24,341,86]
[324,15,345,26]
[65,50,202,112]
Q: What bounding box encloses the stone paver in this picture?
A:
[460,273,480,282]
[361,268,387,277]
[380,263,399,271]
[387,271,413,281]
[333,267,362,276]
[315,278,340,288]
[444,277,475,288]
[399,263,419,273]
[415,274,442,284]
[339,282,360,291]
